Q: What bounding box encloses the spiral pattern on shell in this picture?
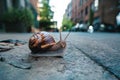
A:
[29,31,55,53]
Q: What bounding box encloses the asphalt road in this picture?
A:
[68,32,120,79]
[0,32,120,80]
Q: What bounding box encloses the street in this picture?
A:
[0,32,120,80]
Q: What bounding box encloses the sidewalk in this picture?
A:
[0,33,119,80]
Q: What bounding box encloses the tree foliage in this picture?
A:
[1,8,34,27]
[39,0,54,30]
[89,9,94,25]
[62,16,73,31]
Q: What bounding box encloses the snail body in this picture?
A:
[29,31,69,53]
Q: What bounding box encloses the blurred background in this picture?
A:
[0,0,120,33]
[0,1,120,79]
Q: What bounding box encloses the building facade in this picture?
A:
[65,0,120,31]
[65,1,72,20]
[30,0,38,11]
[0,0,26,15]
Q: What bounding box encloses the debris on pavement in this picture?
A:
[0,44,14,52]
[0,39,30,69]
[0,47,13,52]
[0,39,27,46]
[0,39,27,52]
[0,56,5,62]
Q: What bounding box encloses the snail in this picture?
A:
[29,31,70,53]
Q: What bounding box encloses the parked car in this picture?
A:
[71,23,79,32]
[78,23,88,32]
[71,23,88,32]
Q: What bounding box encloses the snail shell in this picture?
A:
[29,31,56,53]
[29,31,70,53]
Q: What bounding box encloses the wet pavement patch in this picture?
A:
[0,39,30,69]
[7,59,32,69]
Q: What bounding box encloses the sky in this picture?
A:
[50,0,71,28]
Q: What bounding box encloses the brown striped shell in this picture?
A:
[29,31,56,53]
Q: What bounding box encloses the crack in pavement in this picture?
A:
[72,43,120,80]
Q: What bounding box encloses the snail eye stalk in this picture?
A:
[59,29,62,41]
[59,29,71,41]
[64,31,71,41]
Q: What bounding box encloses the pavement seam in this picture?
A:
[72,43,120,80]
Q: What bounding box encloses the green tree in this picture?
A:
[62,16,73,31]
[0,8,34,32]
[39,0,54,30]
[89,9,94,25]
